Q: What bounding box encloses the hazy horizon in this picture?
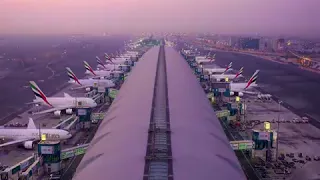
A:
[1,0,320,38]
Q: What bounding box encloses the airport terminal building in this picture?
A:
[73,46,245,180]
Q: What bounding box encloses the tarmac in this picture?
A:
[0,85,88,167]
[212,51,320,122]
[0,35,127,172]
[0,36,128,125]
[205,59,320,179]
[242,93,320,179]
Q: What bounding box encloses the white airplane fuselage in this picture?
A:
[211,74,243,80]
[85,70,123,77]
[230,82,257,92]
[69,79,115,88]
[0,128,72,141]
[197,59,214,64]
[204,68,228,74]
[97,64,130,71]
[111,59,132,66]
[33,97,97,108]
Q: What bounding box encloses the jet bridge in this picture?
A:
[0,154,38,180]
[60,143,89,160]
[52,115,77,129]
[19,157,42,180]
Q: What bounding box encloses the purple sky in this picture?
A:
[0,0,319,37]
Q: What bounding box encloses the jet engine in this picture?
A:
[66,108,73,115]
[23,141,34,149]
[85,87,91,92]
[230,92,244,97]
[54,110,61,117]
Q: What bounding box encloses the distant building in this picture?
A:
[277,38,285,51]
[239,37,260,50]
[229,36,239,48]
[259,38,271,51]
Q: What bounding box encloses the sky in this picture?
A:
[1,0,319,37]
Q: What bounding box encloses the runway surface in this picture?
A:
[0,35,129,124]
[212,51,320,120]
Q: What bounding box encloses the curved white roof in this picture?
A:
[74,46,245,180]
[73,46,160,180]
[165,47,246,180]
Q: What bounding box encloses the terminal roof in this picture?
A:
[165,47,246,180]
[74,46,160,180]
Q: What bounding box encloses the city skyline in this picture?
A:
[1,0,319,38]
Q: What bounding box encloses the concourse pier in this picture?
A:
[73,45,245,180]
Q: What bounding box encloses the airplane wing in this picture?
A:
[0,138,34,148]
[32,106,69,115]
[70,86,90,90]
[25,101,39,105]
[63,93,72,98]
[243,91,259,95]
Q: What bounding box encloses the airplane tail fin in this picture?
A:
[221,62,233,74]
[96,56,107,68]
[244,70,259,89]
[104,53,111,60]
[209,54,216,62]
[27,117,36,129]
[104,53,114,64]
[84,61,96,76]
[66,67,82,85]
[235,67,244,78]
[29,81,53,107]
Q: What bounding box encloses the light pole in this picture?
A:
[276,100,282,161]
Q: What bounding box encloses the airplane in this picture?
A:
[0,118,72,149]
[111,57,133,66]
[229,70,259,97]
[210,67,244,81]
[206,52,216,61]
[66,67,115,91]
[84,61,124,78]
[98,55,133,66]
[29,81,97,116]
[92,57,130,72]
[195,53,216,64]
[204,62,233,74]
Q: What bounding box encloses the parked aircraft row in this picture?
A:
[0,50,138,149]
[193,52,260,97]
[29,51,137,117]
